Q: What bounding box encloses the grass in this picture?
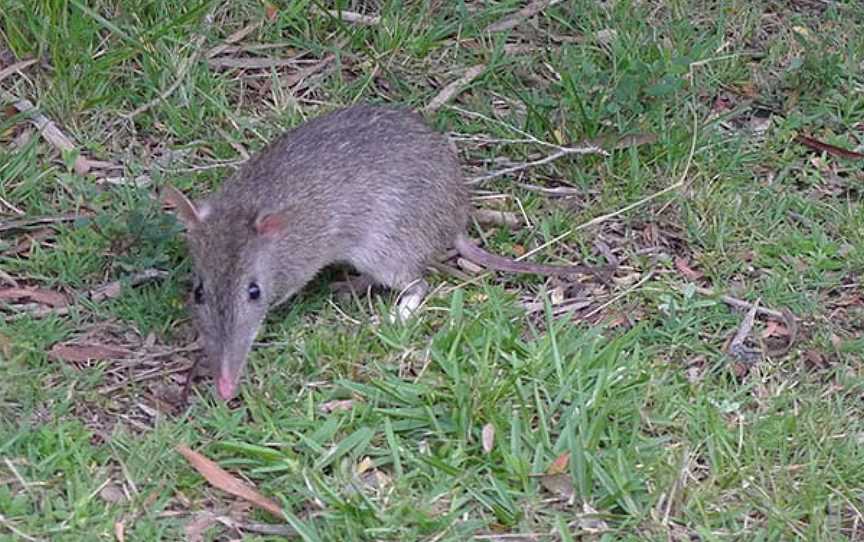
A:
[2,0,864,540]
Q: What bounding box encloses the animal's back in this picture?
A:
[208,104,470,286]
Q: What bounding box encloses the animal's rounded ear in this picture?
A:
[254,212,287,239]
[162,185,208,229]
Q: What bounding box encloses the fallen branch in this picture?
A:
[485,0,564,33]
[424,64,486,114]
[795,134,864,160]
[1,90,110,175]
[469,143,607,184]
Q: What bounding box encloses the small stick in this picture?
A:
[207,57,297,70]
[1,90,102,175]
[317,8,381,25]
[0,514,42,542]
[424,64,486,114]
[692,286,785,320]
[469,144,606,184]
[235,521,297,536]
[581,270,654,321]
[726,295,761,364]
[484,0,564,33]
[0,195,24,215]
[0,213,83,233]
[0,58,37,84]
[205,20,263,58]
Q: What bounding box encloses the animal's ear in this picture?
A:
[254,211,288,239]
[162,185,208,229]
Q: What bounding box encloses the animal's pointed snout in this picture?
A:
[216,374,238,400]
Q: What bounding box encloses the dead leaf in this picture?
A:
[356,456,374,475]
[795,134,864,160]
[6,227,54,256]
[99,483,126,504]
[547,451,569,475]
[804,349,829,369]
[577,502,609,533]
[264,1,278,21]
[511,244,526,257]
[761,320,788,339]
[731,361,751,379]
[0,333,11,358]
[484,0,562,33]
[185,512,219,542]
[114,521,125,542]
[595,28,618,45]
[481,423,495,454]
[352,457,391,493]
[674,256,704,280]
[0,286,67,307]
[423,63,486,114]
[88,269,167,302]
[539,473,574,498]
[50,343,132,362]
[319,399,355,413]
[176,445,286,519]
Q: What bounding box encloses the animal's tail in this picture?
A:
[453,234,611,278]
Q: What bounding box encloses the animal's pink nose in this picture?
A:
[216,375,237,400]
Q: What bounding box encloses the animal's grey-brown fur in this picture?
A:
[165,104,602,400]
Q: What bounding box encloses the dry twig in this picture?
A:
[484,0,564,33]
[692,286,784,320]
[0,58,37,84]
[317,8,381,25]
[469,144,606,184]
[424,64,486,114]
[1,90,113,175]
[205,20,263,58]
[0,514,41,542]
[727,297,760,361]
[207,57,297,69]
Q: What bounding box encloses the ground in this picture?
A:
[2,1,864,540]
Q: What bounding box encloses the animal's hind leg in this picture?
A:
[329,273,377,297]
[392,278,428,323]
[348,255,429,322]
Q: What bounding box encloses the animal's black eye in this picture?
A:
[194,283,204,304]
[248,282,261,301]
